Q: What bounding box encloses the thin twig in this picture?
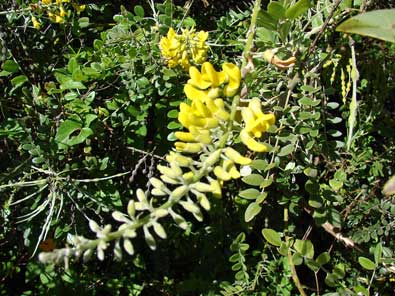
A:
[307,0,342,56]
[126,146,165,160]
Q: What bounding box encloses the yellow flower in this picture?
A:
[59,6,66,17]
[75,4,86,13]
[55,15,64,23]
[240,98,275,152]
[31,16,41,29]
[222,63,241,97]
[42,0,52,5]
[175,142,203,153]
[200,62,226,88]
[159,27,209,70]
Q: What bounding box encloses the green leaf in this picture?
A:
[134,5,144,17]
[300,85,319,93]
[374,242,383,264]
[68,57,79,74]
[383,175,395,196]
[294,239,314,259]
[11,75,28,88]
[55,73,86,90]
[167,109,178,118]
[262,228,282,247]
[2,60,19,73]
[239,188,260,200]
[329,179,343,191]
[292,252,303,265]
[244,202,262,222]
[358,256,376,270]
[183,17,196,27]
[336,9,395,43]
[167,121,182,130]
[242,174,264,186]
[257,10,277,31]
[55,116,93,147]
[285,0,311,19]
[304,167,318,178]
[251,159,268,170]
[78,17,90,28]
[278,241,288,256]
[267,2,286,20]
[305,258,320,272]
[277,144,294,156]
[316,252,330,266]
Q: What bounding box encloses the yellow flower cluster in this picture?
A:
[31,16,41,29]
[175,62,241,153]
[159,27,209,70]
[36,0,86,25]
[240,98,275,152]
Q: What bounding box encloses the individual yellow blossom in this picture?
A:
[55,15,64,23]
[31,16,41,29]
[59,6,66,17]
[240,98,275,152]
[74,4,86,13]
[42,0,52,5]
[209,179,222,198]
[174,142,203,153]
[184,62,241,102]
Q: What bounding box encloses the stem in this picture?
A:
[287,247,307,296]
[241,0,261,73]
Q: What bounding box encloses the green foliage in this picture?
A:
[336,9,395,43]
[1,0,395,295]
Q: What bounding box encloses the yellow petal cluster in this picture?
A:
[31,16,41,29]
[159,27,209,70]
[38,0,85,24]
[175,62,241,153]
[240,98,275,152]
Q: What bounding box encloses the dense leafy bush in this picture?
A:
[1,0,395,295]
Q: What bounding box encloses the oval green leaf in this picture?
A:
[244,202,262,222]
[358,256,376,270]
[262,228,282,247]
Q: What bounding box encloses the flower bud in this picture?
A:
[224,147,252,165]
[175,142,202,153]
[171,185,189,200]
[204,149,222,166]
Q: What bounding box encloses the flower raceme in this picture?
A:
[175,62,241,153]
[159,27,209,70]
